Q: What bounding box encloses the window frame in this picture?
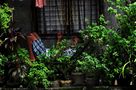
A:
[32,0,104,37]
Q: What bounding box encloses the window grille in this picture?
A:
[36,0,103,34]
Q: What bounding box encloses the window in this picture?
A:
[36,0,103,34]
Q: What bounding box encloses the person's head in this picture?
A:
[57,32,63,40]
[56,32,63,45]
[71,35,79,47]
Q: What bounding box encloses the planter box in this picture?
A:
[0,86,136,90]
[71,73,85,86]
[91,86,136,90]
[0,86,85,90]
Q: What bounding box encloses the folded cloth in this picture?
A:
[35,0,46,8]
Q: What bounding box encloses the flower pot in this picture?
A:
[85,77,99,90]
[117,77,132,86]
[71,72,85,86]
[86,77,98,86]
[116,74,132,86]
[6,81,20,88]
[0,76,4,87]
[51,80,60,87]
[60,80,72,87]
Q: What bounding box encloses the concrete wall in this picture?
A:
[8,0,33,35]
[7,0,34,48]
[103,1,118,29]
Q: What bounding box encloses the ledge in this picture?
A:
[0,86,85,90]
[1,86,136,90]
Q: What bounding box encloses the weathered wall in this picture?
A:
[7,0,118,34]
[8,0,33,34]
[7,0,34,48]
[103,1,118,29]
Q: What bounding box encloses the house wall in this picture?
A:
[7,0,34,48]
[6,0,118,49]
[103,1,118,29]
[7,0,118,34]
[8,0,33,35]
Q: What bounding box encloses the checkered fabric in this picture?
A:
[32,38,46,56]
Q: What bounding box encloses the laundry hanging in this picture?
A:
[35,0,46,8]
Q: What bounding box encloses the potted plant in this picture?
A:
[71,66,85,86]
[0,4,14,87]
[0,3,13,55]
[16,48,32,87]
[79,0,136,87]
[0,4,31,87]
[75,52,107,88]
[116,1,136,85]
[80,16,131,85]
[37,39,80,87]
[104,0,136,86]
[27,61,52,89]
[0,3,25,55]
[3,48,31,88]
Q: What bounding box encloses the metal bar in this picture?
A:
[55,0,58,32]
[43,7,47,34]
[67,0,70,35]
[96,0,99,24]
[77,0,81,30]
[99,0,104,15]
[61,0,66,34]
[64,0,68,34]
[49,0,51,31]
[83,0,86,28]
[90,0,92,24]
[69,0,73,34]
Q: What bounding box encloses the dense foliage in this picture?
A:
[79,0,136,84]
[0,4,13,32]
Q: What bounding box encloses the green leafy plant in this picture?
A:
[0,54,8,76]
[106,0,136,82]
[79,0,136,85]
[17,48,32,65]
[1,48,31,87]
[76,52,107,75]
[37,39,75,80]
[0,4,13,51]
[28,62,51,88]
[0,4,13,32]
[0,4,24,55]
[80,15,129,84]
[15,48,32,86]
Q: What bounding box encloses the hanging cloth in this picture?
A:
[35,0,46,8]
